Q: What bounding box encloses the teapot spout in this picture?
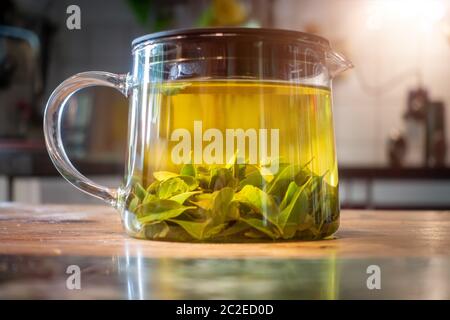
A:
[326,50,353,78]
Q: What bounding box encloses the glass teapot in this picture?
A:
[44,28,352,242]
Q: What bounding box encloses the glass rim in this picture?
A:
[131,27,331,51]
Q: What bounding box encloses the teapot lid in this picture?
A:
[132,27,330,49]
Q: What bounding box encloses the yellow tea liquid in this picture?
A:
[125,80,339,242]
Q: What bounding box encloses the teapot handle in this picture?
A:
[43,71,129,206]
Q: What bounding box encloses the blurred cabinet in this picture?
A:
[340,167,450,209]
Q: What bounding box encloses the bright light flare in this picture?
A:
[366,0,447,32]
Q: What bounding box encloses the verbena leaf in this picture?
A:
[258,160,290,181]
[129,197,139,213]
[216,221,249,238]
[203,223,227,239]
[279,181,298,210]
[180,163,196,177]
[169,219,209,240]
[297,214,314,232]
[209,167,236,190]
[241,218,279,239]
[195,166,211,189]
[265,164,299,196]
[134,157,338,241]
[169,191,201,204]
[211,187,238,223]
[278,177,312,239]
[157,177,190,199]
[153,171,179,181]
[135,183,147,200]
[143,193,157,205]
[244,230,267,239]
[238,170,264,189]
[224,152,247,180]
[225,152,238,169]
[196,188,239,239]
[265,159,313,199]
[146,180,160,194]
[178,175,199,191]
[309,174,327,226]
[323,183,339,222]
[190,193,214,210]
[144,221,170,239]
[138,199,196,224]
[235,185,278,224]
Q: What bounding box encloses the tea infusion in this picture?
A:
[125,81,339,242]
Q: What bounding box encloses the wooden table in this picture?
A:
[0,204,449,299]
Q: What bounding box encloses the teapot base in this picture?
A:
[125,218,340,243]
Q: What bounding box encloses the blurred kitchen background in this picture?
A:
[1,0,450,209]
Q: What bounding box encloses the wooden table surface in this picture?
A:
[0,203,449,299]
[0,203,449,258]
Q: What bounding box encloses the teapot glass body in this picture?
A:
[44,28,352,242]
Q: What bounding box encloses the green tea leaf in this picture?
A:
[143,193,158,205]
[241,218,279,239]
[235,185,278,224]
[244,230,267,239]
[297,214,315,232]
[169,191,201,204]
[308,173,329,227]
[238,170,265,189]
[154,225,193,242]
[157,177,190,199]
[225,152,238,169]
[138,199,196,224]
[194,188,239,239]
[265,159,313,200]
[195,166,211,189]
[295,170,312,186]
[323,183,339,222]
[258,160,290,180]
[216,221,249,238]
[178,175,199,191]
[224,152,247,180]
[190,193,214,210]
[146,180,160,194]
[203,223,227,239]
[153,171,179,181]
[129,197,139,212]
[180,163,196,177]
[279,181,298,210]
[144,221,170,239]
[235,163,247,180]
[266,165,302,196]
[211,187,238,223]
[132,157,339,241]
[209,167,236,190]
[278,177,312,239]
[169,219,209,240]
[135,183,147,200]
